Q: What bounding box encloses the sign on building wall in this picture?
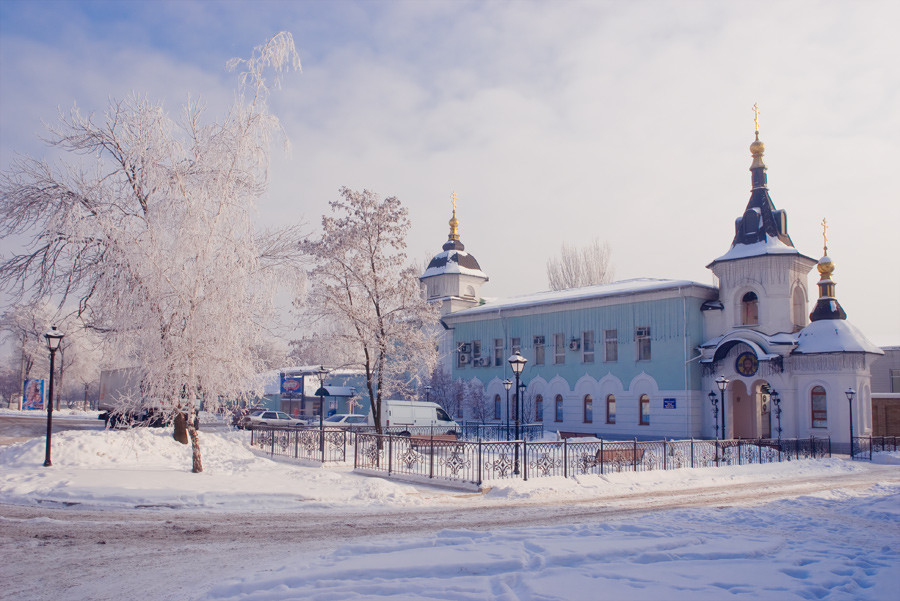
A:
[280,374,303,400]
[663,398,676,410]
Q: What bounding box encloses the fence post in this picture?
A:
[295,430,299,459]
[633,438,638,471]
[477,439,482,486]
[271,430,275,456]
[600,439,605,475]
[564,439,568,479]
[388,434,393,476]
[429,432,434,479]
[663,439,667,471]
[354,433,358,469]
[690,438,694,469]
[523,439,528,482]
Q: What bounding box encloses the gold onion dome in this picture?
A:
[817,255,835,278]
[750,132,765,155]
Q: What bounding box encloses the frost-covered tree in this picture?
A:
[420,366,467,419]
[467,381,490,423]
[546,237,614,291]
[298,188,440,433]
[0,32,304,472]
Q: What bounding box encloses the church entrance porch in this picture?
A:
[732,380,772,439]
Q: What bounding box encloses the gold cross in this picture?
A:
[451,191,457,212]
[753,103,760,132]
[821,217,828,254]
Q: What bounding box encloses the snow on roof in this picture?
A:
[709,236,809,265]
[322,386,357,397]
[450,278,715,316]
[421,249,487,279]
[794,319,884,355]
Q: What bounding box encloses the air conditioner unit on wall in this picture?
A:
[458,353,471,364]
[533,335,545,345]
[459,343,472,353]
[477,357,492,367]
[569,339,581,351]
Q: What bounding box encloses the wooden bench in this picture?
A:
[594,447,645,465]
[409,433,459,450]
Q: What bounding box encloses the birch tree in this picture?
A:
[0,32,304,472]
[546,237,614,291]
[298,188,440,433]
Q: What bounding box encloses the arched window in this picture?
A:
[811,386,827,428]
[741,292,759,325]
[639,394,650,425]
[535,394,543,422]
[583,395,593,423]
[792,286,807,330]
[606,394,616,424]
[494,394,501,420]
[555,394,564,422]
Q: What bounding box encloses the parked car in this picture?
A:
[322,414,368,428]
[244,410,307,429]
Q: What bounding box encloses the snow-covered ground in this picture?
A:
[1,423,898,601]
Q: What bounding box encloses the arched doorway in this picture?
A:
[732,380,772,439]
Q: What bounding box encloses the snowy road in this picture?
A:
[3,465,898,601]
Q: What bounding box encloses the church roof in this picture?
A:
[420,194,488,281]
[421,248,487,279]
[707,129,815,267]
[794,319,883,355]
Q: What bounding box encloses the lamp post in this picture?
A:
[508,351,527,475]
[707,391,719,440]
[770,389,782,442]
[43,326,64,467]
[715,375,729,440]
[845,387,856,458]
[424,385,432,404]
[503,379,512,441]
[316,365,329,453]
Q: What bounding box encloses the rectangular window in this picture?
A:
[892,369,900,393]
[640,395,650,425]
[606,395,616,424]
[494,395,502,420]
[583,396,593,423]
[534,336,545,365]
[604,329,618,362]
[535,396,543,422]
[554,333,565,364]
[555,396,564,422]
[472,340,482,362]
[636,327,651,361]
[494,338,504,367]
[583,331,595,363]
[510,337,521,354]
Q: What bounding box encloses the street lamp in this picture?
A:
[316,365,329,452]
[503,379,512,441]
[424,385,432,403]
[508,351,527,475]
[715,375,729,440]
[845,387,856,458]
[707,391,719,440]
[43,326,64,467]
[770,389,782,442]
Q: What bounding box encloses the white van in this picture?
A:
[368,400,460,434]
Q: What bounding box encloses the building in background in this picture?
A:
[424,124,883,447]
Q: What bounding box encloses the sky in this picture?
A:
[1,416,899,600]
[1,1,898,345]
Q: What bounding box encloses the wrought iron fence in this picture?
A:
[249,427,351,463]
[352,434,831,486]
[852,436,899,461]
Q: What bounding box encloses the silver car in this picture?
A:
[246,410,307,429]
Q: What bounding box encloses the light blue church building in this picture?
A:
[421,128,882,444]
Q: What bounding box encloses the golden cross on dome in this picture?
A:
[753,103,760,132]
[821,217,829,255]
[451,191,458,212]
